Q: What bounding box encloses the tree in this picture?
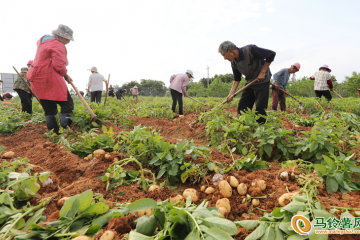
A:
[344,72,360,97]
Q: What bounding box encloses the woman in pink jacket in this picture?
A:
[169,70,193,117]
[27,24,74,134]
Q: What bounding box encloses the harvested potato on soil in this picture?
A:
[279,191,299,207]
[252,199,260,206]
[280,171,289,181]
[253,179,266,191]
[169,194,183,203]
[93,149,105,158]
[218,207,228,217]
[57,197,71,207]
[216,198,230,212]
[237,183,247,195]
[72,236,92,240]
[113,157,119,163]
[148,185,160,192]
[99,230,115,240]
[104,154,111,159]
[183,188,198,202]
[87,154,93,160]
[229,176,239,187]
[248,187,262,197]
[205,187,215,194]
[137,208,153,217]
[3,151,14,158]
[219,180,232,198]
[200,186,206,191]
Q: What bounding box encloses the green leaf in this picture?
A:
[326,176,338,193]
[322,155,335,170]
[283,200,306,213]
[274,225,284,240]
[235,220,259,229]
[92,211,116,226]
[308,219,328,240]
[126,198,157,213]
[244,223,267,240]
[86,224,102,237]
[288,234,306,240]
[39,172,51,183]
[279,222,294,235]
[22,208,45,230]
[260,225,275,240]
[82,202,109,215]
[201,227,233,240]
[271,208,285,218]
[128,231,153,240]
[184,228,199,240]
[201,217,237,235]
[59,194,78,218]
[264,144,273,157]
[14,218,26,230]
[78,189,94,213]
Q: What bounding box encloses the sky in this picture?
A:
[0,0,359,92]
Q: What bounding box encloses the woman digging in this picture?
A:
[27,24,75,134]
[309,64,334,102]
[169,70,193,117]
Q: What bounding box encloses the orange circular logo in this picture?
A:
[291,215,312,235]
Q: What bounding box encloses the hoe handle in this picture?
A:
[270,82,303,104]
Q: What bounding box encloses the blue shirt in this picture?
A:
[273,68,290,91]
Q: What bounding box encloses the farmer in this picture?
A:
[309,64,333,101]
[87,66,106,103]
[169,70,193,117]
[271,63,300,111]
[130,85,139,99]
[116,89,127,100]
[108,85,115,97]
[219,41,276,124]
[79,91,84,97]
[13,67,33,114]
[27,24,75,134]
[3,92,14,100]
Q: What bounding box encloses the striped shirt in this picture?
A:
[169,73,189,96]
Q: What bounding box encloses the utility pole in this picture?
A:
[206,65,210,88]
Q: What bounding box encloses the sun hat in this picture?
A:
[21,67,28,73]
[52,24,74,41]
[134,85,138,89]
[88,67,98,73]
[291,63,301,70]
[186,69,194,78]
[319,64,331,72]
[6,92,10,94]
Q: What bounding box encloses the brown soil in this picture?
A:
[0,109,359,239]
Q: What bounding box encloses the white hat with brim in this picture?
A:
[88,67,98,73]
[52,24,74,41]
[186,69,194,78]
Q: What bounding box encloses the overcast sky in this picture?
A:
[1,0,359,92]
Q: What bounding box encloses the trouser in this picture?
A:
[116,91,122,100]
[132,95,138,99]
[171,89,183,115]
[271,89,286,111]
[109,91,114,97]
[39,90,74,133]
[315,90,332,101]
[238,81,269,124]
[14,89,33,114]
[0,95,3,101]
[91,91,102,103]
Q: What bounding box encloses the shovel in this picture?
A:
[270,82,303,109]
[13,66,40,103]
[66,76,98,121]
[187,96,208,106]
[331,89,343,99]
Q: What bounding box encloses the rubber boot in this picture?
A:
[60,113,72,129]
[45,115,59,134]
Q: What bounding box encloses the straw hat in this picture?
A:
[88,67,98,73]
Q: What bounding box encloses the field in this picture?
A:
[1,95,360,240]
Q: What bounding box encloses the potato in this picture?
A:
[219,180,232,198]
[218,207,228,217]
[280,171,289,181]
[137,208,153,217]
[183,188,198,202]
[216,198,230,212]
[93,149,105,158]
[3,151,15,158]
[237,183,247,195]
[169,195,183,203]
[200,186,206,192]
[252,199,260,206]
[229,176,239,187]
[148,185,160,192]
[100,230,115,240]
[252,179,266,191]
[113,157,119,163]
[205,187,215,194]
[87,154,93,160]
[57,197,71,207]
[279,191,299,207]
[72,236,92,240]
[84,157,88,160]
[104,154,111,159]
